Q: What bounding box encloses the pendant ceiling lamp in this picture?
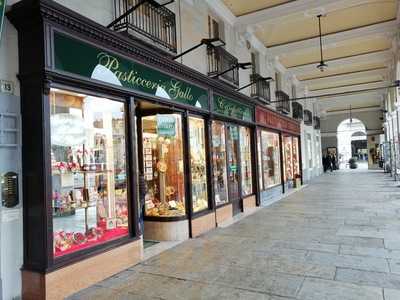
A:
[316,14,328,72]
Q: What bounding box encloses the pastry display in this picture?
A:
[142,114,186,217]
[50,89,129,257]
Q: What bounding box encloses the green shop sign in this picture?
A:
[213,95,254,122]
[0,0,5,45]
[53,33,209,109]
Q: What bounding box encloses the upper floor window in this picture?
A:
[251,52,260,74]
[275,72,282,91]
[208,15,225,42]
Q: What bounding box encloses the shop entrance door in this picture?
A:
[136,101,188,242]
[226,124,241,215]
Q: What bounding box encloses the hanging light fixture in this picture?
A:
[316,14,328,72]
[349,104,353,126]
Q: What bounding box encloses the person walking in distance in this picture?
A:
[327,152,333,172]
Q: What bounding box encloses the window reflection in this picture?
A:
[50,89,128,257]
[142,114,186,217]
[260,130,281,189]
[211,121,229,206]
[189,117,208,213]
[226,125,240,200]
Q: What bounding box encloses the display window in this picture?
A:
[141,114,186,217]
[283,135,301,183]
[292,137,300,177]
[189,117,209,213]
[256,131,263,191]
[211,121,229,206]
[260,130,281,189]
[226,125,240,200]
[50,89,129,257]
[283,136,294,182]
[239,126,253,196]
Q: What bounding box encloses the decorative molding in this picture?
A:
[205,0,236,26]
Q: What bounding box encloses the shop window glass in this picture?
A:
[189,117,209,213]
[256,130,263,190]
[226,125,240,200]
[283,136,294,182]
[260,130,281,189]
[142,114,185,217]
[50,89,128,257]
[293,137,300,177]
[239,126,253,196]
[211,121,229,206]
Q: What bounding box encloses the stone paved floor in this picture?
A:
[69,170,400,300]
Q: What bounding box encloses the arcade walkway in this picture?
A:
[70,170,400,300]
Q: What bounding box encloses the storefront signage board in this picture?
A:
[0,0,5,45]
[53,33,209,109]
[256,107,300,135]
[213,95,254,122]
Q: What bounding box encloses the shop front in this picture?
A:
[256,107,301,206]
[8,1,260,298]
[211,94,256,225]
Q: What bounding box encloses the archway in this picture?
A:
[337,118,367,169]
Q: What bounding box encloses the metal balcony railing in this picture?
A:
[292,101,303,120]
[112,0,177,53]
[275,90,290,114]
[207,46,239,87]
[250,73,271,104]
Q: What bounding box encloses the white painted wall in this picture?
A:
[0,3,22,299]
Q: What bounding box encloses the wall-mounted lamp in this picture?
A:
[173,38,225,60]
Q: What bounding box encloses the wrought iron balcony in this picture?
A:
[250,73,271,104]
[207,46,239,87]
[304,110,313,125]
[292,101,303,120]
[112,0,177,53]
[275,90,290,114]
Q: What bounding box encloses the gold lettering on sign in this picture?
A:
[96,52,195,102]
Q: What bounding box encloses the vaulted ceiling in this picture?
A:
[223,0,399,112]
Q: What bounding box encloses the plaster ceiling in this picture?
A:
[221,0,398,112]
[279,36,392,68]
[318,93,382,112]
[221,0,292,17]
[254,1,397,47]
[308,75,384,91]
[297,62,387,81]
